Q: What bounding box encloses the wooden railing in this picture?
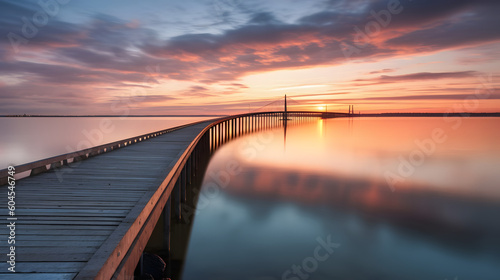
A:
[0,111,336,185]
[102,111,323,279]
[0,111,333,279]
[0,120,212,185]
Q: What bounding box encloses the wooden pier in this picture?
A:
[0,111,322,279]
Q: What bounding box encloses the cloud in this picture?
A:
[289,92,350,98]
[224,82,248,89]
[179,85,215,98]
[368,68,396,75]
[354,71,479,84]
[386,5,500,51]
[0,0,499,114]
[138,0,500,83]
[355,93,500,101]
[109,94,176,104]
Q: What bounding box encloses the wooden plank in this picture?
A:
[6,241,103,247]
[0,273,76,280]
[0,120,215,278]
[1,225,117,230]
[10,247,98,254]
[75,123,211,279]
[0,235,107,241]
[0,254,92,262]
[14,209,129,214]
[0,262,85,273]
[0,230,114,236]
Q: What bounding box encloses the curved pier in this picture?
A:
[0,111,327,279]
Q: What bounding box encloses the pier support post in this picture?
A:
[174,180,181,221]
[218,123,222,147]
[181,168,186,203]
[30,165,48,176]
[163,197,171,255]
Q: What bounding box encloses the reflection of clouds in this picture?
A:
[196,162,500,278]
[205,163,500,255]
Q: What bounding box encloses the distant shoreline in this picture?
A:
[354,112,500,117]
[1,112,499,118]
[0,115,227,118]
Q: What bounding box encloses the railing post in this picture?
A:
[174,180,181,221]
[210,127,213,153]
[233,118,236,138]
[251,115,253,132]
[30,165,48,176]
[222,122,225,144]
[163,196,171,255]
[219,123,222,146]
[181,168,186,203]
[193,150,197,174]
[252,115,255,132]
[217,123,221,148]
[223,121,226,143]
[187,156,192,185]
[250,115,252,132]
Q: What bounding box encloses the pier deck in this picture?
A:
[0,121,212,279]
[0,111,323,279]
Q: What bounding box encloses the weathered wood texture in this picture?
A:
[0,121,212,280]
[0,111,320,279]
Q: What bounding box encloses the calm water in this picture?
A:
[182,117,500,280]
[0,116,213,169]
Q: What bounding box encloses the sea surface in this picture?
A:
[182,117,500,280]
[0,116,214,169]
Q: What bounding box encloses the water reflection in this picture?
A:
[182,117,500,280]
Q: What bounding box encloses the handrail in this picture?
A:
[75,119,215,279]
[0,111,335,184]
[75,111,324,279]
[0,118,216,184]
[0,111,326,279]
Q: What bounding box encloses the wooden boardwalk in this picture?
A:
[0,111,323,279]
[0,121,213,280]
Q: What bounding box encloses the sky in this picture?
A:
[0,0,499,115]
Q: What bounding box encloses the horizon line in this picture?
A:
[2,112,500,118]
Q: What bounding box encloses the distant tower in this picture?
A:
[284,94,288,120]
